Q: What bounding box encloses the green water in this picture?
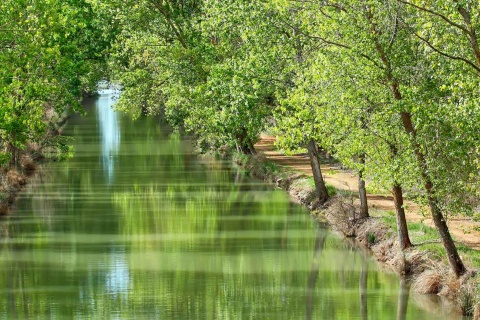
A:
[0,92,458,319]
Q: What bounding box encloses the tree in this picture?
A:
[104,0,286,154]
[0,0,110,167]
[294,0,476,275]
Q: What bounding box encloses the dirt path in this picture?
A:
[256,135,480,250]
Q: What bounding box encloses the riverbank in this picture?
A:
[233,149,480,318]
[0,111,72,215]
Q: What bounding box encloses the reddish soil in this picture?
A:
[256,135,480,250]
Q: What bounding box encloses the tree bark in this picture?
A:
[392,184,412,250]
[236,142,255,155]
[306,139,329,205]
[235,128,256,155]
[366,2,466,277]
[428,188,467,277]
[358,154,369,218]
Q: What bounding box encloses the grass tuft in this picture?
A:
[6,170,26,188]
[367,232,376,244]
[413,269,444,294]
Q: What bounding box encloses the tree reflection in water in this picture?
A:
[306,224,327,320]
[360,253,368,320]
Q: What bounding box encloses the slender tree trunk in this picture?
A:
[6,142,19,166]
[358,154,369,218]
[366,4,466,276]
[358,174,368,218]
[238,140,256,155]
[236,128,256,155]
[389,144,411,250]
[236,143,252,155]
[428,189,467,277]
[396,91,466,277]
[306,139,329,205]
[392,184,412,250]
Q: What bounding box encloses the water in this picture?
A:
[0,92,459,319]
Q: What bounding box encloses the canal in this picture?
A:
[0,91,456,319]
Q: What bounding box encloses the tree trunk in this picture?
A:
[306,139,329,205]
[235,128,256,155]
[358,154,369,218]
[236,141,256,155]
[358,174,368,218]
[428,189,467,277]
[398,101,466,276]
[366,7,467,276]
[392,184,412,250]
[6,142,20,166]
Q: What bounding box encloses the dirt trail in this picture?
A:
[256,135,480,250]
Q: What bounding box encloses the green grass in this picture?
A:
[324,169,338,175]
[263,161,280,173]
[457,244,480,266]
[367,232,377,244]
[306,177,337,197]
[326,184,337,197]
[380,211,480,264]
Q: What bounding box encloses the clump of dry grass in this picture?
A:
[390,250,411,275]
[369,238,395,262]
[405,251,429,275]
[6,170,26,188]
[412,263,468,299]
[474,302,480,320]
[457,272,479,317]
[413,269,447,294]
[439,276,460,300]
[459,283,476,316]
[26,142,44,160]
[325,197,356,237]
[20,154,37,172]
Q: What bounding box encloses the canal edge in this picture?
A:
[232,151,480,318]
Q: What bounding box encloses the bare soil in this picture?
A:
[255,134,480,250]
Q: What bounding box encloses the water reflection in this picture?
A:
[96,93,120,183]
[306,226,327,320]
[397,279,410,320]
[360,254,368,320]
[0,92,463,319]
[105,248,130,297]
